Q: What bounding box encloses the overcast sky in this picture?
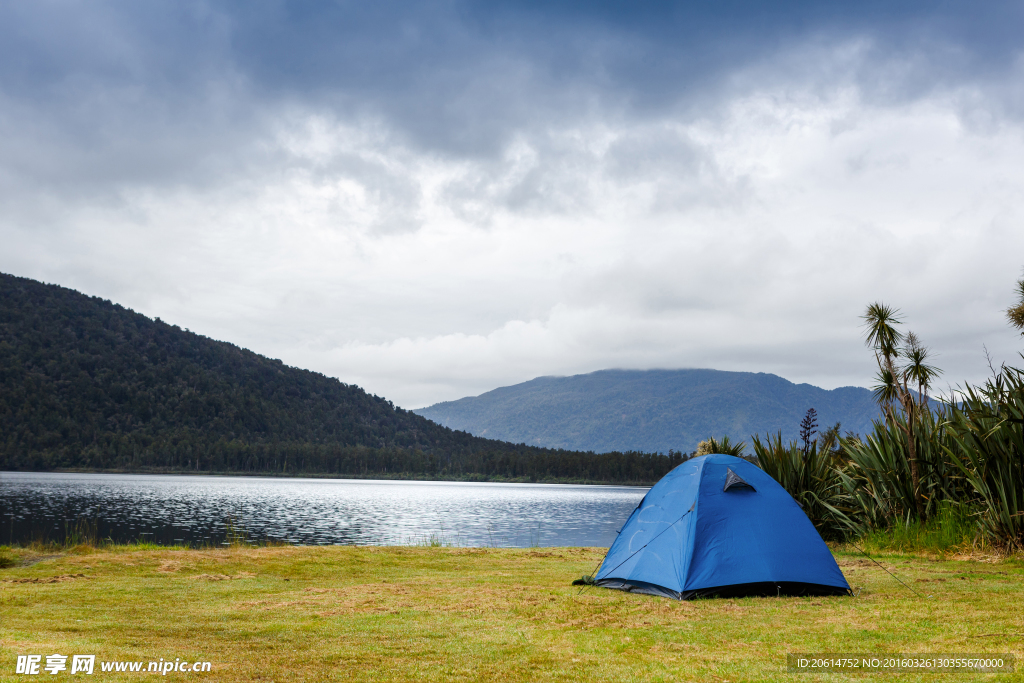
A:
[3,0,1024,408]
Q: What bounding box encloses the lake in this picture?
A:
[0,472,647,548]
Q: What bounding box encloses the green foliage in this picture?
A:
[753,404,979,546]
[860,301,941,520]
[902,332,941,396]
[1007,276,1024,333]
[0,273,683,484]
[62,519,100,549]
[695,435,746,456]
[420,533,455,548]
[751,426,851,539]
[757,285,1024,551]
[862,301,904,358]
[840,407,964,530]
[223,518,252,548]
[858,501,980,556]
[945,365,1024,550]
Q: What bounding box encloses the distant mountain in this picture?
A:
[0,273,682,483]
[414,369,883,454]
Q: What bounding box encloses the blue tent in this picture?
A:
[594,454,850,599]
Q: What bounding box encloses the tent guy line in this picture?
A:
[848,541,929,600]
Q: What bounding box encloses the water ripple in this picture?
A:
[0,472,646,548]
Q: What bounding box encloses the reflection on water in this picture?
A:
[0,472,646,548]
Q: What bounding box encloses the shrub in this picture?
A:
[859,500,980,555]
[840,407,964,531]
[695,436,746,457]
[946,365,1024,550]
[752,426,852,539]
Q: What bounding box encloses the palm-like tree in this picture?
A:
[903,332,940,407]
[864,302,904,361]
[862,304,941,518]
[871,366,899,407]
[1008,276,1024,334]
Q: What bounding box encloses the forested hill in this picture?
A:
[0,273,681,483]
[415,369,883,454]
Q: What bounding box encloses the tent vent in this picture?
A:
[723,468,755,492]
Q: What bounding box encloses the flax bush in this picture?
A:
[839,408,965,533]
[945,365,1024,550]
[751,429,852,539]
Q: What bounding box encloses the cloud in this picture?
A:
[1,1,1024,409]
[230,85,1024,406]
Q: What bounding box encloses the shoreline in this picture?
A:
[0,468,655,487]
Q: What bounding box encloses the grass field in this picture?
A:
[1,544,1022,682]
